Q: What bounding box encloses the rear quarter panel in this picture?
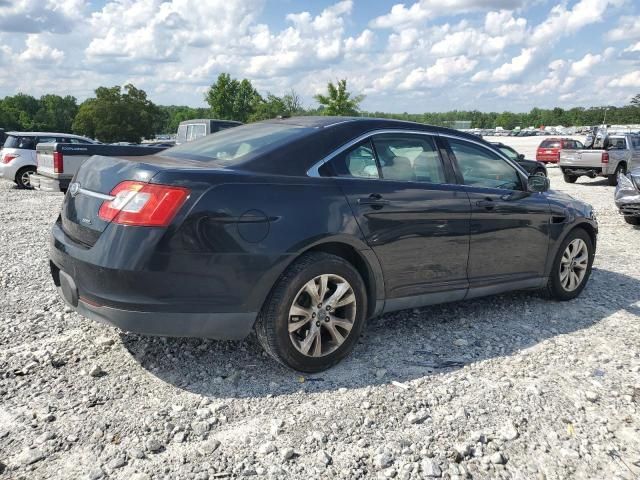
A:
[151,171,370,313]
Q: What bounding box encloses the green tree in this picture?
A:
[32,95,78,132]
[631,94,640,107]
[205,73,263,122]
[72,84,160,143]
[314,79,364,116]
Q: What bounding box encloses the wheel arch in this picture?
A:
[257,237,385,321]
[545,221,597,278]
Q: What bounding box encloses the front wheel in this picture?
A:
[607,164,626,186]
[563,174,577,184]
[544,228,594,301]
[15,167,36,189]
[255,252,367,372]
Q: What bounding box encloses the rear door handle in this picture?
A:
[358,194,390,208]
[476,198,495,210]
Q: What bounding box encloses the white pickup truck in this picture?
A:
[559,134,640,186]
[30,143,168,192]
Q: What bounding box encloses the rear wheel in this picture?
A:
[624,216,640,226]
[255,252,367,372]
[607,163,626,186]
[563,174,577,184]
[544,228,594,301]
[15,167,36,189]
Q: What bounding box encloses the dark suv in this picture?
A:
[49,117,598,371]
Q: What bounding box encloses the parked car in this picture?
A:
[490,142,547,177]
[31,143,169,192]
[614,168,640,225]
[536,138,584,163]
[49,117,597,372]
[0,132,96,188]
[559,134,640,186]
[176,119,242,145]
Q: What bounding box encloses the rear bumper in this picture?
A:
[0,162,18,180]
[48,219,281,340]
[561,166,603,177]
[536,156,559,163]
[30,173,70,192]
[51,258,257,340]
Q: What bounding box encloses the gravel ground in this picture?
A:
[1,149,639,480]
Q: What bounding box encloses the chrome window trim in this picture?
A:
[307,129,529,180]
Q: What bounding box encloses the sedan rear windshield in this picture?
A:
[162,123,312,165]
[3,135,36,149]
[540,140,561,148]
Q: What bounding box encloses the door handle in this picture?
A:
[476,198,495,210]
[358,194,390,208]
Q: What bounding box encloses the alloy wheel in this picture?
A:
[559,238,589,292]
[21,170,34,188]
[288,274,356,357]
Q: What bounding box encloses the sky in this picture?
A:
[0,0,639,113]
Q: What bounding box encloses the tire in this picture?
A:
[255,252,367,372]
[15,166,36,189]
[624,216,640,226]
[563,174,577,183]
[532,168,547,177]
[607,163,626,186]
[544,228,595,301]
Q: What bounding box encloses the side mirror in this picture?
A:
[527,175,550,193]
[517,153,525,160]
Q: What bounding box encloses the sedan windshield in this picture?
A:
[162,123,312,165]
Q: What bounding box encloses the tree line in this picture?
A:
[1,74,639,143]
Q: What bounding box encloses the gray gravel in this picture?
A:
[1,166,639,480]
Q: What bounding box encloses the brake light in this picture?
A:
[53,152,63,173]
[2,153,19,164]
[98,181,190,227]
[602,152,609,164]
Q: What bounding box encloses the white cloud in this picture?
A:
[430,10,526,57]
[345,29,375,52]
[530,0,624,46]
[472,47,536,82]
[624,41,640,52]
[569,53,601,76]
[0,0,86,33]
[370,0,525,29]
[606,16,640,41]
[610,71,640,88]
[18,35,65,63]
[399,56,477,89]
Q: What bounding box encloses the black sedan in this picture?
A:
[490,142,548,177]
[50,117,597,372]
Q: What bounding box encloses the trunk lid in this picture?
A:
[61,155,174,246]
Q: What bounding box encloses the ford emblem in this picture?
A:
[69,182,80,197]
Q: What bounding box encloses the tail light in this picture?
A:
[601,152,609,164]
[2,153,19,164]
[98,181,190,227]
[53,152,63,173]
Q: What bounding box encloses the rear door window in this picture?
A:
[372,134,446,183]
[37,136,57,144]
[540,140,561,149]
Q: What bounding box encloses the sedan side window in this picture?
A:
[372,134,446,183]
[448,138,523,191]
[322,140,380,179]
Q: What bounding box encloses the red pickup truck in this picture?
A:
[536,138,584,163]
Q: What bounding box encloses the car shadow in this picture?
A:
[119,267,640,399]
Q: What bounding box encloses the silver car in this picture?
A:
[615,167,640,225]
